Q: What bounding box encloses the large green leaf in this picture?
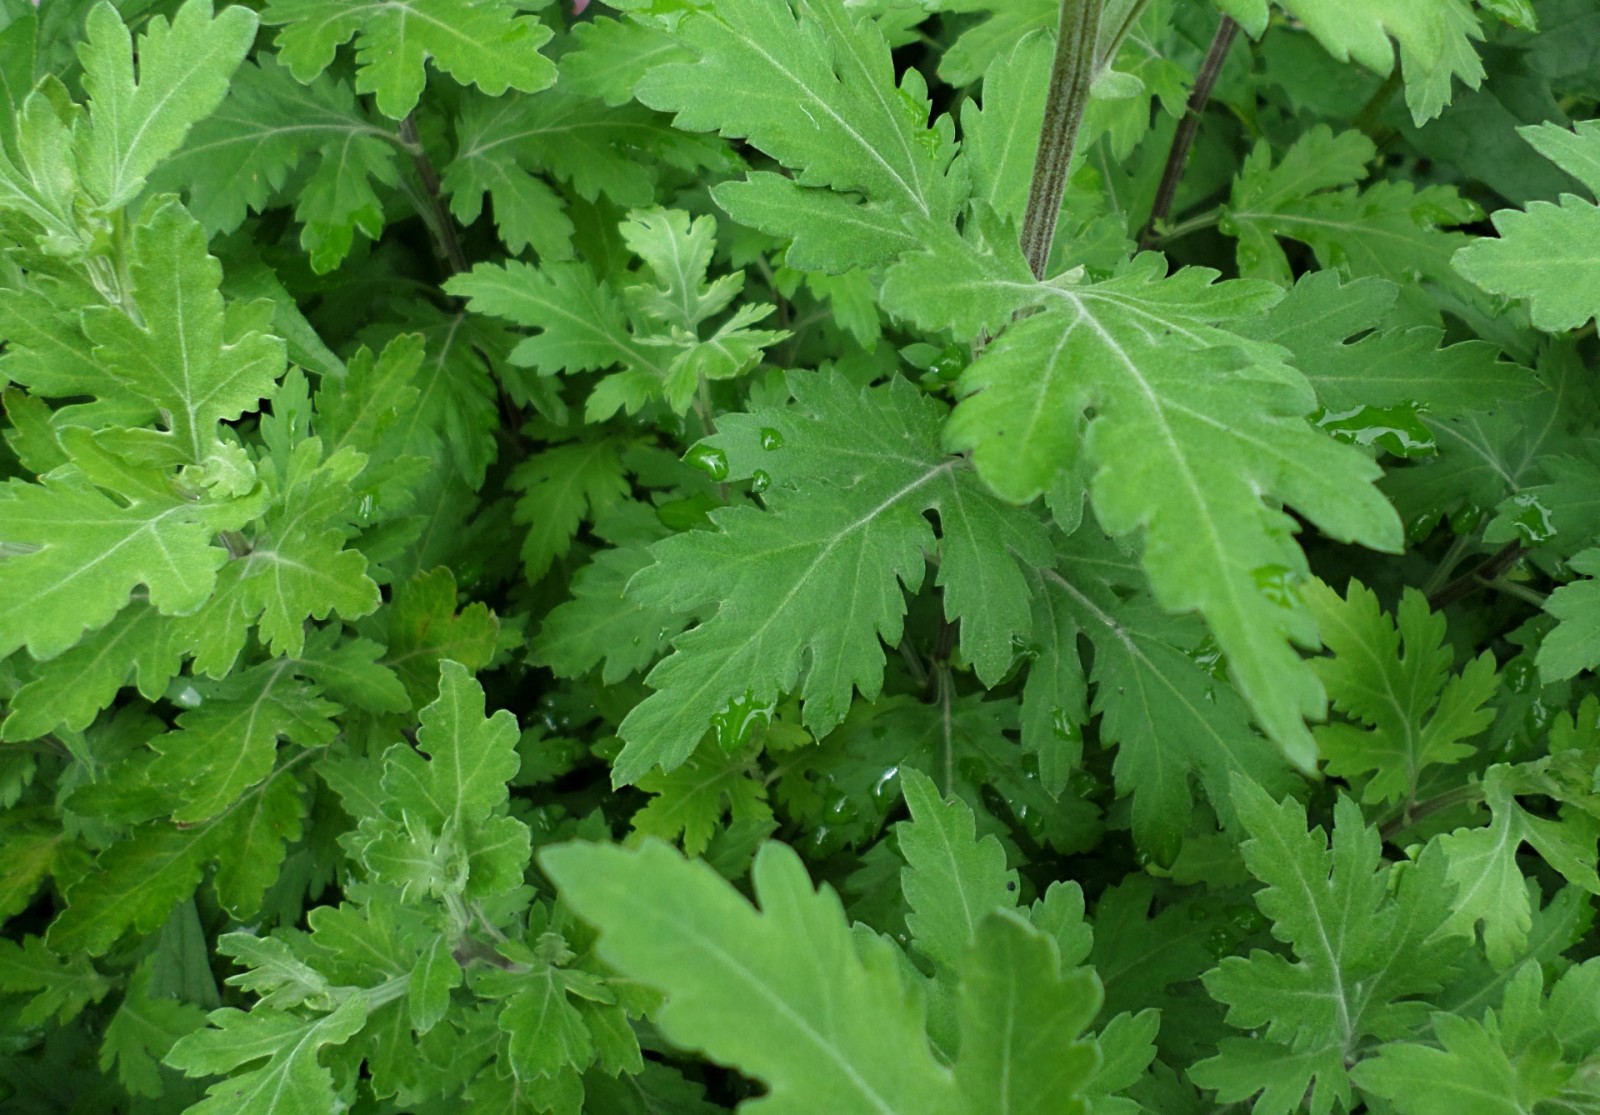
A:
[543,839,962,1115]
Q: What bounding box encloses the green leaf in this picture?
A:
[1221,127,1480,311]
[1437,762,1600,967]
[1540,547,1600,681]
[349,660,528,902]
[449,208,783,420]
[613,371,1049,784]
[896,767,1018,975]
[151,55,403,272]
[148,659,337,822]
[1192,781,1464,1114]
[1238,271,1531,417]
[1039,545,1298,863]
[0,430,251,661]
[1302,579,1498,805]
[534,541,695,684]
[640,0,961,271]
[261,0,557,120]
[164,995,368,1115]
[542,839,961,1115]
[1454,121,1600,332]
[0,935,113,1027]
[632,737,773,857]
[891,248,1401,770]
[1218,0,1479,82]
[382,567,499,705]
[76,0,258,208]
[510,440,630,581]
[1,602,183,740]
[953,911,1102,1115]
[80,198,286,467]
[99,962,207,1098]
[1351,1012,1545,1114]
[49,762,307,955]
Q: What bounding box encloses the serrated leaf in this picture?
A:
[534,542,695,684]
[261,0,556,120]
[383,567,499,705]
[1221,127,1480,310]
[633,737,772,857]
[1437,762,1600,967]
[638,0,958,219]
[953,910,1102,1115]
[1454,121,1600,332]
[0,935,113,1027]
[1303,579,1497,805]
[1041,545,1298,863]
[1238,271,1531,416]
[50,762,305,955]
[76,0,258,208]
[148,659,338,822]
[543,839,961,1115]
[1192,781,1464,1114]
[613,371,1049,784]
[1,602,183,740]
[889,247,1401,770]
[897,767,1018,975]
[510,440,630,581]
[352,661,528,902]
[81,199,285,467]
[151,55,403,271]
[164,995,368,1115]
[1540,548,1600,682]
[99,962,207,1098]
[0,431,249,661]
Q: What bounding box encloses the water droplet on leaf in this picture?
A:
[750,468,771,494]
[685,444,728,480]
[759,427,785,451]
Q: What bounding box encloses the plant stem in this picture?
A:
[1020,0,1104,280]
[1380,783,1483,843]
[400,114,468,276]
[1138,15,1238,251]
[1426,541,1526,611]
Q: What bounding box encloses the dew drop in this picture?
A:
[759,427,785,451]
[750,468,771,494]
[685,444,729,480]
[709,689,774,751]
[1251,564,1298,607]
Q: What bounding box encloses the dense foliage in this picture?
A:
[2,0,1599,1110]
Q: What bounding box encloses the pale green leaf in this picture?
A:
[892,249,1401,769]
[896,766,1018,975]
[0,431,249,661]
[953,911,1102,1115]
[1454,121,1600,332]
[164,996,368,1115]
[80,199,286,467]
[261,0,556,120]
[542,839,961,1115]
[1437,762,1600,967]
[76,0,258,208]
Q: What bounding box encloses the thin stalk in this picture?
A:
[1020,0,1104,279]
[1426,541,1526,611]
[399,114,468,276]
[1420,532,1473,598]
[1380,783,1483,843]
[1138,15,1238,251]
